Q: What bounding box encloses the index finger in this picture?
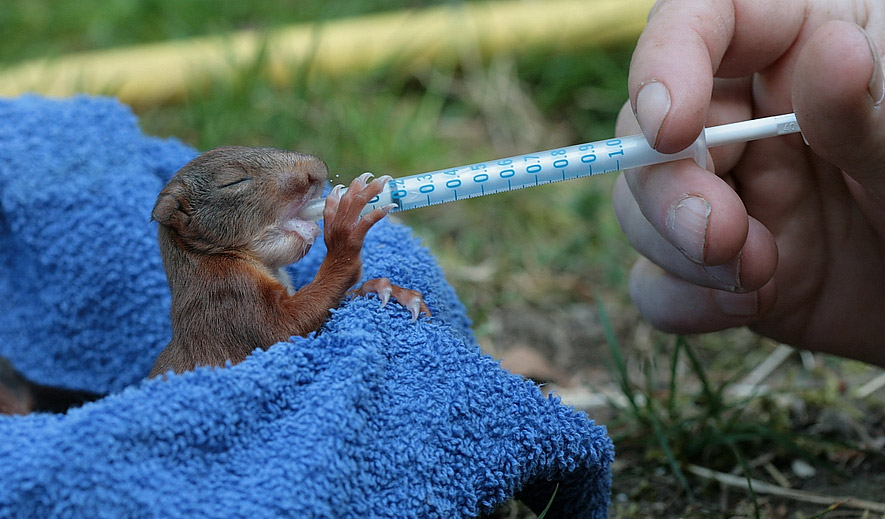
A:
[630,0,806,153]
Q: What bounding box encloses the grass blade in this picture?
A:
[536,483,560,519]
[644,395,696,502]
[596,299,641,416]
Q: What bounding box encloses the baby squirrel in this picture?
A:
[149,146,429,378]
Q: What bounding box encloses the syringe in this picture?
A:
[298,112,801,221]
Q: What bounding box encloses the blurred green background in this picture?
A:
[4,1,882,517]
[1,0,639,338]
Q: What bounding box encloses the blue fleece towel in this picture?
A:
[0,96,612,518]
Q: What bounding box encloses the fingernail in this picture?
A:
[703,252,742,292]
[860,26,885,106]
[666,195,710,264]
[635,81,671,148]
[714,290,758,317]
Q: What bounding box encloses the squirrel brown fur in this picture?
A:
[149,146,428,378]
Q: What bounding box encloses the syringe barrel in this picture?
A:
[298,133,698,221]
[387,134,701,208]
[297,113,799,222]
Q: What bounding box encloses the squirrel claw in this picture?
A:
[377,285,392,308]
[352,278,431,320]
[405,299,422,322]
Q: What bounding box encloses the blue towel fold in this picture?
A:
[0,95,612,518]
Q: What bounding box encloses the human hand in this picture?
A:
[612,0,885,365]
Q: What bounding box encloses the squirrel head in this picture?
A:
[153,147,327,265]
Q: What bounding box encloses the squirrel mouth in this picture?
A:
[282,218,319,244]
[280,197,321,244]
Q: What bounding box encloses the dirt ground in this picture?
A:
[479,298,885,518]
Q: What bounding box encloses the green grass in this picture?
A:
[4,2,882,517]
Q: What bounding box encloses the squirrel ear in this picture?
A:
[151,182,189,228]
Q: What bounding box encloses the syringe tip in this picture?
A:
[298,198,326,222]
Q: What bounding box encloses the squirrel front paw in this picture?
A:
[322,173,394,257]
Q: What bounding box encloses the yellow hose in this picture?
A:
[0,0,654,106]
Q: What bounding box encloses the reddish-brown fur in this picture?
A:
[0,357,103,415]
[149,146,428,378]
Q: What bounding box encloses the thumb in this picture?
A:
[793,20,885,199]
